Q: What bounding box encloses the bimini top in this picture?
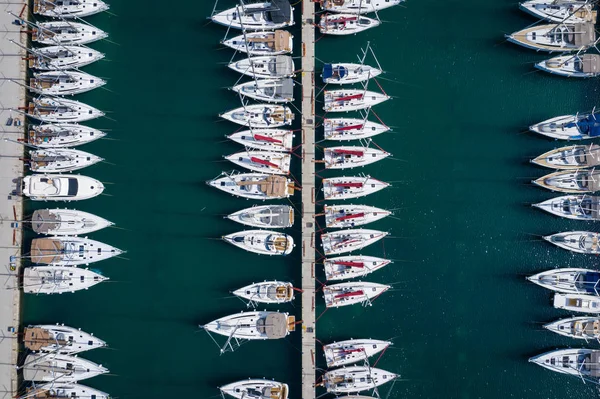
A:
[572,23,596,48]
[578,54,600,74]
[260,312,288,339]
[567,114,600,137]
[24,327,59,351]
[267,0,292,24]
[31,210,60,234]
[272,55,294,76]
[323,64,347,80]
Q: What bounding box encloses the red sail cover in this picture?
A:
[333,260,364,268]
[336,213,365,221]
[254,134,282,144]
[335,93,363,102]
[335,290,364,299]
[250,157,279,168]
[333,182,363,188]
[335,124,363,132]
[333,149,364,156]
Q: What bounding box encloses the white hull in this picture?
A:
[223,230,294,255]
[232,78,294,104]
[228,129,294,152]
[322,229,388,255]
[554,293,600,312]
[506,23,595,52]
[233,281,295,304]
[220,104,294,128]
[27,97,104,123]
[519,0,595,23]
[31,208,113,236]
[531,144,600,169]
[222,30,293,55]
[34,22,107,46]
[220,379,289,399]
[227,205,294,228]
[22,353,108,382]
[535,54,600,78]
[30,149,103,173]
[323,176,389,200]
[202,311,294,340]
[533,195,600,221]
[207,172,295,200]
[322,0,403,14]
[324,118,389,141]
[25,324,106,354]
[325,205,390,228]
[324,255,391,281]
[527,268,600,294]
[544,316,600,340]
[31,384,109,399]
[529,349,599,377]
[544,231,600,254]
[324,146,390,169]
[324,339,391,367]
[323,366,397,393]
[533,169,600,193]
[211,2,294,30]
[225,150,291,175]
[324,282,390,308]
[30,236,123,266]
[322,63,382,84]
[24,266,107,294]
[22,174,104,201]
[34,0,110,18]
[324,90,389,112]
[319,14,380,35]
[229,56,295,79]
[31,46,104,71]
[31,71,106,96]
[29,124,106,148]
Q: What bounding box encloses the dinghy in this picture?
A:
[30,236,123,266]
[211,0,294,30]
[323,175,389,200]
[323,282,390,308]
[322,63,382,85]
[24,97,104,123]
[229,55,295,79]
[31,208,113,236]
[519,0,596,23]
[324,339,391,368]
[554,293,600,312]
[533,169,600,193]
[27,384,109,399]
[227,129,294,152]
[322,366,397,393]
[322,0,403,14]
[220,379,288,399]
[33,21,107,45]
[324,90,389,112]
[28,124,106,148]
[223,230,294,255]
[220,104,294,128]
[34,0,110,18]
[227,205,294,228]
[324,255,391,280]
[224,150,291,175]
[530,349,600,378]
[506,22,596,52]
[21,174,104,201]
[325,205,390,228]
[530,112,600,140]
[544,231,600,254]
[322,229,388,255]
[533,195,600,220]
[29,149,103,173]
[22,353,108,382]
[323,146,390,169]
[29,45,104,71]
[532,144,600,169]
[233,78,294,103]
[202,311,296,340]
[544,316,600,340]
[536,54,600,78]
[24,266,108,294]
[30,71,106,96]
[528,268,600,294]
[207,172,295,200]
[222,30,293,55]
[24,324,106,354]
[232,281,295,304]
[319,14,380,35]
[324,118,389,141]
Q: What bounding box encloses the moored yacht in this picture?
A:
[30,71,106,96]
[224,150,291,175]
[529,349,600,378]
[322,0,403,14]
[325,204,390,228]
[21,174,104,201]
[506,22,596,52]
[227,129,294,152]
[323,146,390,169]
[34,0,110,18]
[28,124,106,148]
[530,112,600,140]
[30,236,123,266]
[24,97,104,123]
[207,172,295,200]
[324,118,390,141]
[324,255,391,281]
[324,339,392,367]
[536,54,600,78]
[222,30,293,55]
[223,230,294,256]
[324,90,389,112]
[554,293,600,312]
[322,63,382,85]
[23,267,108,294]
[533,169,600,193]
[532,144,600,169]
[233,281,295,304]
[519,0,596,23]
[322,366,397,393]
[324,282,390,308]
[533,195,600,220]
[322,175,389,200]
[31,208,113,236]
[220,104,294,128]
[527,268,600,294]
[29,45,104,71]
[544,316,600,339]
[202,311,296,340]
[24,324,106,354]
[227,205,294,228]
[22,353,108,382]
[220,379,288,399]
[27,383,109,399]
[544,231,600,254]
[319,14,380,35]
[29,149,103,173]
[233,78,294,103]
[211,0,294,30]
[229,56,295,79]
[322,229,388,255]
[33,22,107,46]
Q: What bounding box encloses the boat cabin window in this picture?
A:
[88,340,94,345]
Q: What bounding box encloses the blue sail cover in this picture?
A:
[567,114,600,137]
[323,64,333,80]
[322,64,348,82]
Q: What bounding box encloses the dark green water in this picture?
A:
[21,1,600,398]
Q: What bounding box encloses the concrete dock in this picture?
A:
[300,1,316,399]
[0,1,27,396]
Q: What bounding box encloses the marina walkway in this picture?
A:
[0,1,27,396]
[300,1,316,399]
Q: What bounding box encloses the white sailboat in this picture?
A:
[30,236,123,266]
[322,0,403,14]
[232,281,295,304]
[544,231,600,254]
[533,169,600,193]
[536,53,600,78]
[223,230,294,256]
[227,129,294,152]
[323,175,389,200]
[207,172,295,200]
[34,0,110,18]
[33,21,107,46]
[554,293,600,312]
[531,144,600,169]
[29,71,106,96]
[27,383,110,399]
[220,379,289,399]
[21,174,104,201]
[506,22,596,52]
[227,205,294,228]
[530,349,600,380]
[527,268,600,294]
[324,282,390,308]
[324,118,389,141]
[544,316,600,340]
[323,366,397,393]
[28,124,106,148]
[325,205,390,228]
[324,339,392,367]
[322,229,388,255]
[324,255,391,281]
[202,311,296,340]
[29,45,105,71]
[229,56,295,79]
[530,112,600,140]
[222,30,293,55]
[24,97,104,123]
[22,353,108,382]
[519,0,596,23]
[24,324,106,354]
[533,195,600,220]
[323,146,390,169]
[211,0,294,30]
[324,90,389,112]
[322,63,382,85]
[29,149,103,173]
[232,78,294,103]
[30,208,113,236]
[319,14,380,35]
[224,150,291,175]
[220,104,294,128]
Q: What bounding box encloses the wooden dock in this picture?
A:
[300,0,316,399]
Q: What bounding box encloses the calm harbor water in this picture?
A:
[21,1,600,398]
